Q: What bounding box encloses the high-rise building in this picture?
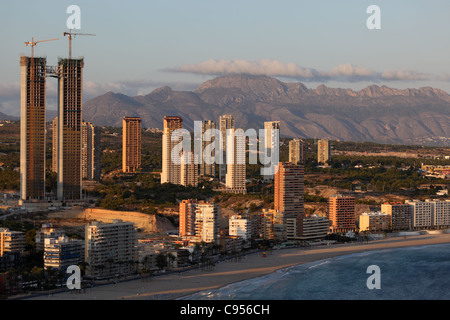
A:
[225,128,246,194]
[263,121,280,180]
[264,121,280,151]
[289,139,306,165]
[219,115,235,181]
[82,121,101,180]
[52,117,58,173]
[85,220,138,277]
[328,194,355,233]
[200,120,216,177]
[161,116,183,184]
[57,58,84,200]
[122,117,142,173]
[179,199,198,237]
[274,162,304,238]
[20,56,47,201]
[318,139,331,165]
[180,151,198,187]
[195,202,220,243]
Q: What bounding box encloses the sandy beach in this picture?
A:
[24,233,450,300]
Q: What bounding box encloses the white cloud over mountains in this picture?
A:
[167,59,436,83]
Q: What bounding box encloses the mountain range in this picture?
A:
[56,74,450,146]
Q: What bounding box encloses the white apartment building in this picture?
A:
[229,215,251,241]
[406,200,450,229]
[195,203,220,243]
[432,200,450,227]
[85,220,138,278]
[225,128,246,194]
[44,235,84,270]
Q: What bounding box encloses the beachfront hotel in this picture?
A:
[85,220,138,278]
[359,212,392,232]
[328,194,356,233]
[179,200,220,243]
[381,203,412,231]
[179,199,198,237]
[229,215,252,241]
[274,162,305,238]
[406,199,450,229]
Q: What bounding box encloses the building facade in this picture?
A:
[289,138,306,165]
[225,128,246,194]
[195,202,220,243]
[274,162,305,238]
[180,151,198,187]
[85,220,138,278]
[359,212,392,232]
[44,235,84,270]
[317,139,331,165]
[122,117,142,173]
[0,228,25,257]
[161,116,183,184]
[20,56,47,201]
[219,115,235,181]
[82,121,101,180]
[200,120,216,177]
[229,215,251,241]
[57,58,84,200]
[179,199,198,237]
[328,194,355,233]
[381,203,412,231]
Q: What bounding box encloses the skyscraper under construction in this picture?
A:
[20,56,47,200]
[57,58,84,200]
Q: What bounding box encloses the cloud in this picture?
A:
[381,70,429,81]
[166,59,438,83]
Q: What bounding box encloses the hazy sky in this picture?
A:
[1,0,450,116]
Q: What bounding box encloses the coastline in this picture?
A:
[25,232,450,300]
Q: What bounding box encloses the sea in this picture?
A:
[182,242,450,300]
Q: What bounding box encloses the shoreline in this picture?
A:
[25,233,450,300]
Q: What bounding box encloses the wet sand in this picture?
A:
[26,233,450,300]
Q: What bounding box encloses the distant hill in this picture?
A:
[83,74,450,146]
[0,111,18,121]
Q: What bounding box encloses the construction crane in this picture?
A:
[63,30,95,59]
[24,37,59,58]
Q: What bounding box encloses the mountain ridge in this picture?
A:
[82,74,450,146]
